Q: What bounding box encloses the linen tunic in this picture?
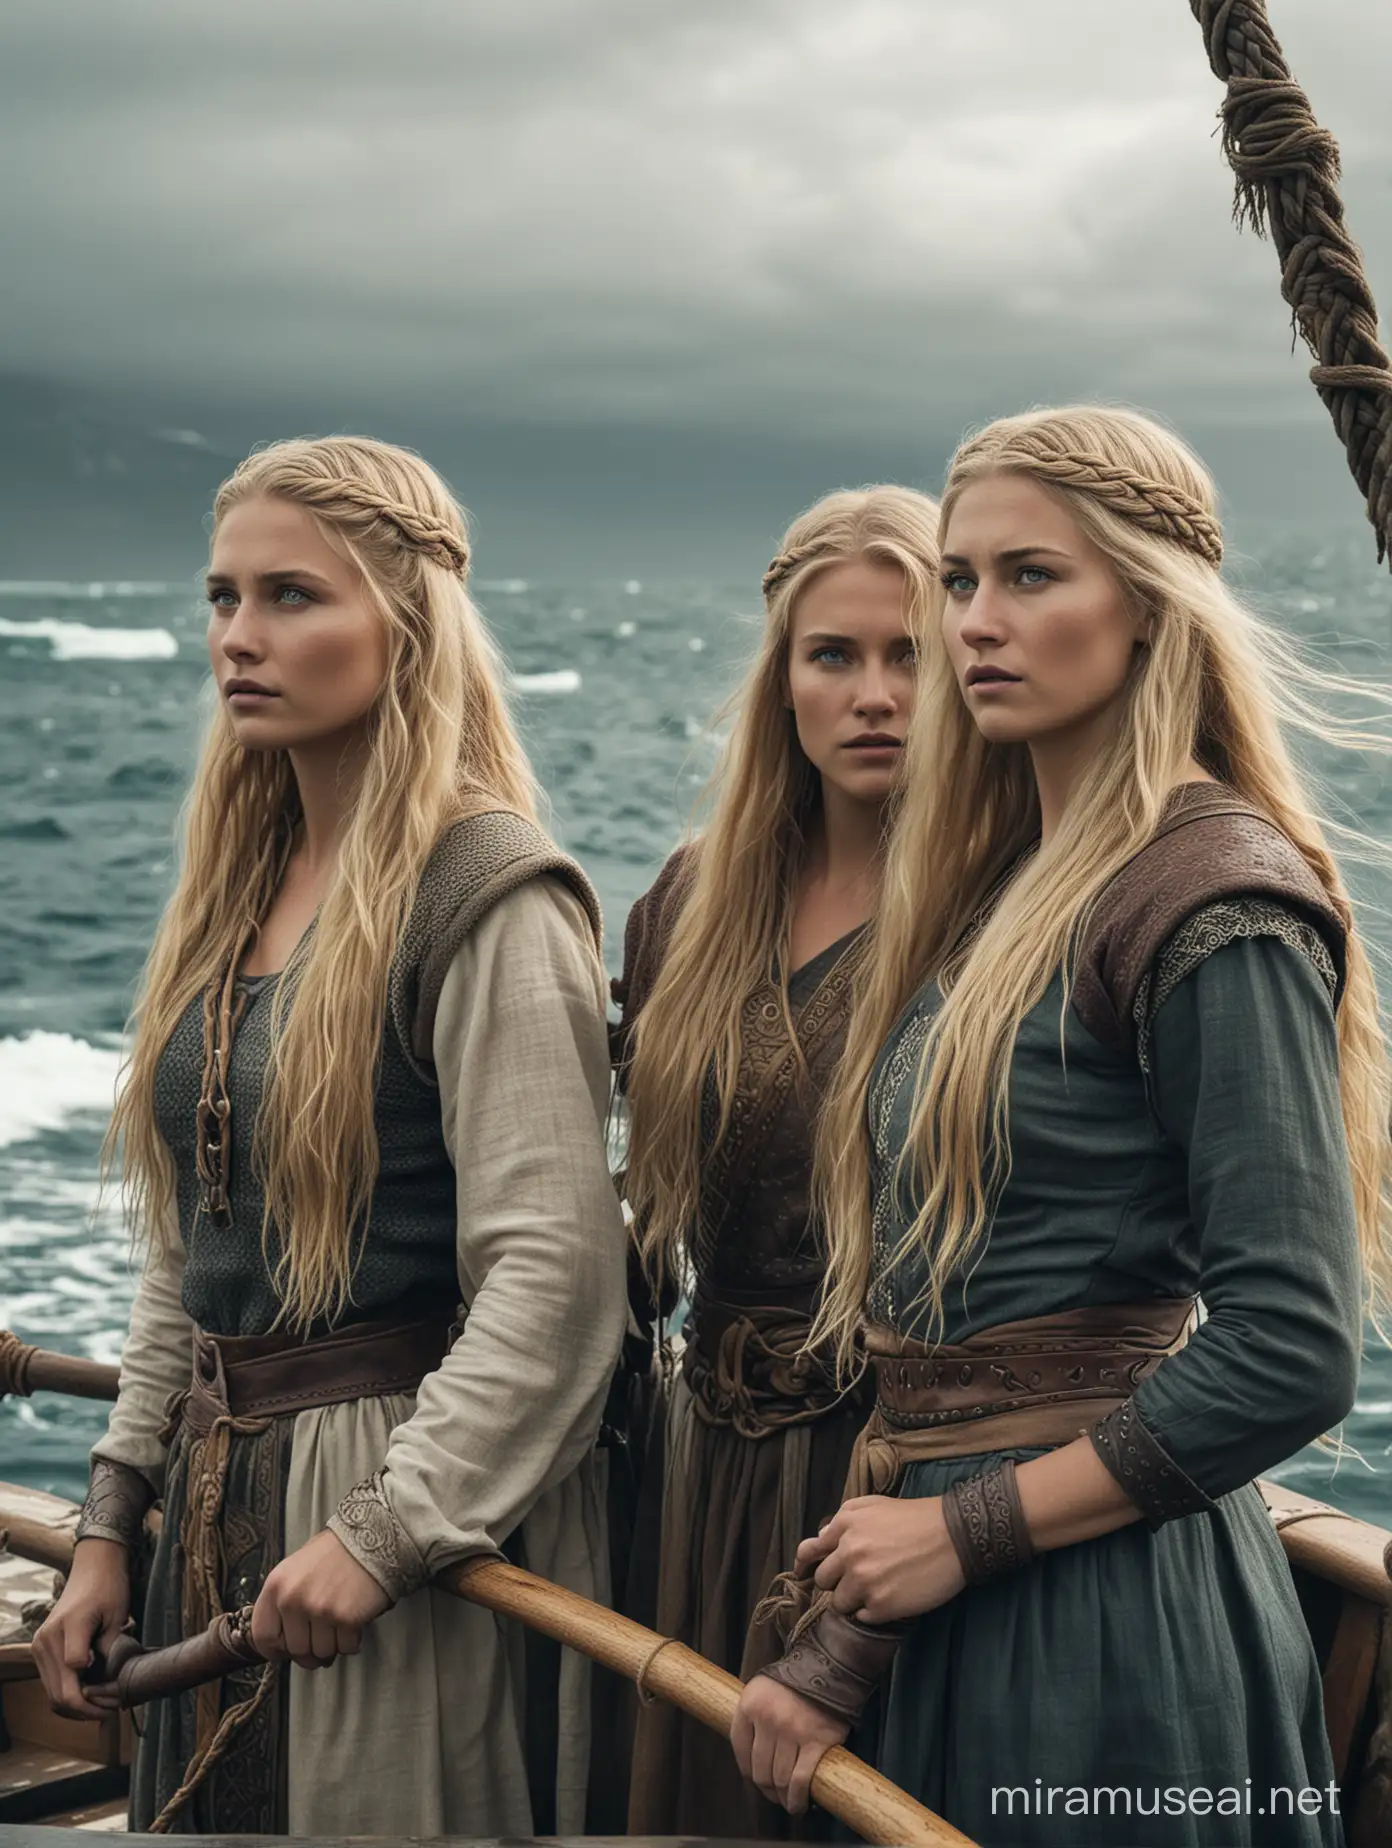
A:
[867,907,1361,1848]
[91,846,627,1836]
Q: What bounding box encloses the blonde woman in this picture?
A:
[613,486,940,1837]
[734,408,1388,1847]
[32,438,627,1837]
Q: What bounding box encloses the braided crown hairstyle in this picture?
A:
[813,404,1392,1364]
[623,484,941,1300]
[108,435,543,1329]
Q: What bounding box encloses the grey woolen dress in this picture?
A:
[866,907,1360,1848]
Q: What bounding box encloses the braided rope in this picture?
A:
[147,1658,277,1833]
[1190,0,1392,563]
[306,477,470,575]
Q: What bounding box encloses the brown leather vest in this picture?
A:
[1070,782,1347,1054]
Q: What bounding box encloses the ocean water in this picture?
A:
[3,541,1392,1527]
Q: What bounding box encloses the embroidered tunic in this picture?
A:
[88,813,628,1836]
[613,845,871,1839]
[865,800,1359,1847]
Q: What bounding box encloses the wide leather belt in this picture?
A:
[184,1302,455,1437]
[848,1298,1195,1492]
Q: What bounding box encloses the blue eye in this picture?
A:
[941,572,975,597]
[1017,565,1053,586]
[207,588,236,611]
[275,585,311,606]
[810,645,849,664]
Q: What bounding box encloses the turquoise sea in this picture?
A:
[3,536,1392,1525]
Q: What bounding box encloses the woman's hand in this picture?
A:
[250,1529,390,1669]
[794,1493,966,1624]
[731,1674,849,1816]
[32,1538,132,1720]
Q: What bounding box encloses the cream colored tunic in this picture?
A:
[93,877,626,1835]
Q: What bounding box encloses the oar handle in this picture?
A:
[447,1557,975,1848]
[0,1331,120,1403]
[85,1611,261,1709]
[76,1565,974,1848]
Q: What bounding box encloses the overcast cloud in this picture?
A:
[2,0,1390,571]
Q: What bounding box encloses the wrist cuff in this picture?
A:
[755,1603,906,1724]
[940,1457,1036,1587]
[1089,1398,1216,1529]
[75,1458,154,1550]
[327,1469,428,1603]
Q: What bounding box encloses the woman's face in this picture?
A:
[939,472,1142,749]
[206,496,390,753]
[786,556,917,808]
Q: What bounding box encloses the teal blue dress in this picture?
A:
[869,902,1360,1847]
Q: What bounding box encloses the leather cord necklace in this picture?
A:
[194,829,295,1230]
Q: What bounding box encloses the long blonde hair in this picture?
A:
[106,435,539,1329]
[624,485,941,1298]
[815,406,1392,1362]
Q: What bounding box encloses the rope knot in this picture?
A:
[0,1330,38,1398]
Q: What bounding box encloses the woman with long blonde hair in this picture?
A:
[613,484,940,1837]
[32,437,627,1837]
[733,407,1389,1846]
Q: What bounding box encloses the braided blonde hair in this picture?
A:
[814,404,1392,1362]
[624,485,940,1299]
[107,436,540,1329]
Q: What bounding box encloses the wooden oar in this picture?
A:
[0,1475,974,1847]
[0,1331,120,1404]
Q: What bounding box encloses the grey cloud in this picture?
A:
[1,0,1390,571]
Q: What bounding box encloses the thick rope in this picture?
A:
[177,1410,272,1751]
[1189,0,1392,563]
[0,1330,37,1398]
[147,1659,277,1834]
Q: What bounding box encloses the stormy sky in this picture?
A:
[3,0,1391,576]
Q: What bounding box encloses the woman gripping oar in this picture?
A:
[31,436,628,1837]
[734,406,1392,1846]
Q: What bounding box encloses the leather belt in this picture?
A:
[848,1298,1195,1492]
[184,1302,455,1437]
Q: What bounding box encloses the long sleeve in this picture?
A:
[1093,932,1362,1509]
[90,1209,194,1495]
[330,876,628,1592]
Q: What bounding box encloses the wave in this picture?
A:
[0,581,181,599]
[0,817,70,842]
[0,1033,123,1150]
[0,617,180,661]
[512,668,581,695]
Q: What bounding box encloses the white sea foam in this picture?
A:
[512,668,581,695]
[0,617,179,661]
[0,1033,122,1149]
